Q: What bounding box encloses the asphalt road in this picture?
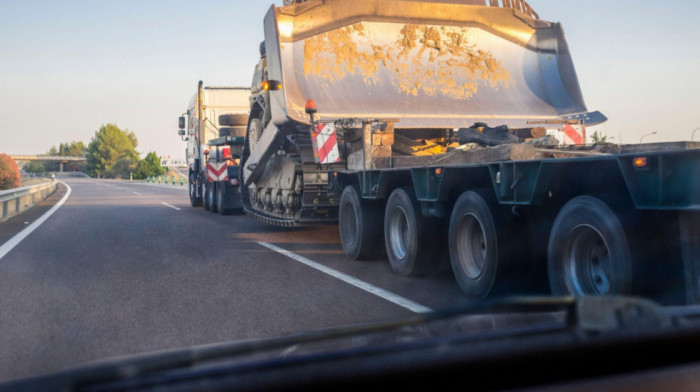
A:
[0,177,469,382]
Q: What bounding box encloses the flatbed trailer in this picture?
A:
[327,131,700,304]
[235,0,700,304]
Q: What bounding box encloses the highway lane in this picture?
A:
[0,177,469,382]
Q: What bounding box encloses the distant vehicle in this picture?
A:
[179,82,250,214]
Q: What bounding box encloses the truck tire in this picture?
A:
[208,182,218,213]
[448,189,519,299]
[216,183,232,215]
[219,114,249,127]
[219,127,247,137]
[189,172,202,207]
[339,184,385,260]
[203,181,211,211]
[547,195,639,297]
[384,187,440,277]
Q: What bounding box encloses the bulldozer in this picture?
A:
[241,0,601,226]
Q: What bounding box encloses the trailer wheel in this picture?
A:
[216,183,232,215]
[384,187,439,277]
[189,172,202,207]
[339,185,384,260]
[202,181,211,211]
[449,189,518,299]
[219,114,249,127]
[208,182,218,213]
[548,196,637,297]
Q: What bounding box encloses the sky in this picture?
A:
[1,0,699,158]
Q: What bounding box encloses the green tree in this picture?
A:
[109,157,137,179]
[67,141,86,157]
[0,154,20,190]
[42,141,87,172]
[134,151,165,179]
[48,141,86,157]
[86,124,140,177]
[23,161,46,173]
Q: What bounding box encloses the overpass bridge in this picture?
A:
[10,155,86,172]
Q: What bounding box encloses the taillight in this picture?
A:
[633,157,648,168]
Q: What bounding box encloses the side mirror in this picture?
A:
[178,129,186,136]
[178,116,186,130]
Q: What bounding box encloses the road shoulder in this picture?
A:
[0,183,69,247]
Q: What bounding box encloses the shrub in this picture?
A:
[0,154,20,190]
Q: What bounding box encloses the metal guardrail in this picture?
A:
[21,171,89,178]
[1,180,59,223]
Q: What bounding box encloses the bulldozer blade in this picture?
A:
[271,0,593,129]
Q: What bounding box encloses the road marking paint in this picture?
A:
[257,242,433,314]
[161,202,181,211]
[133,192,142,195]
[0,181,72,261]
[133,183,188,191]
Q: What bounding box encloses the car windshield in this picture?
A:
[1,0,699,388]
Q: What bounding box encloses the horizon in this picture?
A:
[1,0,698,157]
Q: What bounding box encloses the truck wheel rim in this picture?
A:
[564,225,612,295]
[456,213,487,279]
[389,206,410,261]
[340,201,358,248]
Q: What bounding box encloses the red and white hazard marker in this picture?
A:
[207,162,228,182]
[562,124,586,145]
[313,123,341,164]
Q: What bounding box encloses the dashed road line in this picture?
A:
[257,241,433,314]
[161,202,181,211]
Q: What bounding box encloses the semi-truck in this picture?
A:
[179,82,250,214]
[186,0,700,304]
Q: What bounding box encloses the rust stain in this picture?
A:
[303,22,514,99]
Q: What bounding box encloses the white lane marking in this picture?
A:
[161,202,181,211]
[133,192,142,196]
[0,181,72,261]
[137,183,188,191]
[106,181,187,191]
[257,242,433,314]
